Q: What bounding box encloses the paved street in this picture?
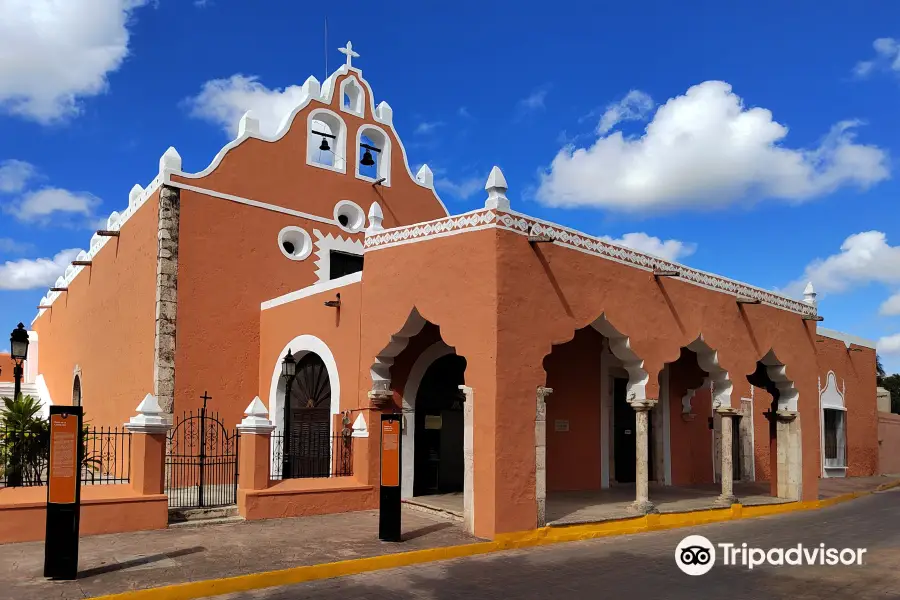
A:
[222,487,900,600]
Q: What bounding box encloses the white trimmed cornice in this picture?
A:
[365,208,819,317]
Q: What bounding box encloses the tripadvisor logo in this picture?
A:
[675,535,867,575]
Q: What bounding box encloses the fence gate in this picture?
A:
[165,403,239,509]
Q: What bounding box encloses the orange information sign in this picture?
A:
[381,419,400,487]
[48,413,79,505]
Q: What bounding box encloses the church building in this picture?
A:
[24,43,879,539]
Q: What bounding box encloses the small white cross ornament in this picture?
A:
[338,41,359,67]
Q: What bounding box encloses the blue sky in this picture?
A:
[2,0,900,371]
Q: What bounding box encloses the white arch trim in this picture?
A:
[400,341,454,499]
[267,334,342,443]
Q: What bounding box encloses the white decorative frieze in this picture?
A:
[364,207,817,316]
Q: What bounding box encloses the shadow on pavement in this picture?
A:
[77,546,206,579]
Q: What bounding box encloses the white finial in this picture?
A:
[367,202,384,233]
[803,281,817,306]
[125,393,171,434]
[339,41,360,67]
[375,101,393,125]
[238,110,260,138]
[159,146,182,174]
[238,396,275,434]
[351,413,369,438]
[484,166,509,211]
[129,184,144,207]
[416,164,434,188]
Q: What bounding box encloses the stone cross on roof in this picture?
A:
[339,41,359,67]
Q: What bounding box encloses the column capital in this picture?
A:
[536,386,554,401]
[629,398,658,411]
[715,407,741,417]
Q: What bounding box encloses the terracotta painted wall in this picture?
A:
[358,229,499,536]
[878,412,900,475]
[815,335,878,477]
[169,70,447,230]
[258,279,363,419]
[544,327,604,492]
[172,68,447,429]
[752,388,776,483]
[357,224,828,537]
[0,353,13,383]
[31,193,160,427]
[667,353,714,486]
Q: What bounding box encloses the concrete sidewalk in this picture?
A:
[0,507,475,600]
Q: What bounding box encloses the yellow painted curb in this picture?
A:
[94,481,897,600]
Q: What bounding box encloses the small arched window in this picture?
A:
[340,77,364,117]
[73,374,82,407]
[307,109,347,173]
[355,125,391,185]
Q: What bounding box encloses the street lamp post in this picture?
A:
[281,350,297,480]
[9,323,29,401]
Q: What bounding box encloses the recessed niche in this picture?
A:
[278,226,312,261]
[334,200,366,233]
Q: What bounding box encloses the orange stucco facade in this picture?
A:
[30,191,159,428]
[24,57,882,540]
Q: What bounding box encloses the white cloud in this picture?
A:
[598,90,655,134]
[185,74,307,137]
[10,187,101,223]
[0,238,33,254]
[458,106,472,118]
[601,232,696,262]
[878,333,900,355]
[435,175,484,200]
[536,81,889,212]
[783,231,900,298]
[0,248,80,290]
[881,291,900,316]
[518,86,549,112]
[0,0,149,123]
[0,160,36,193]
[853,38,900,78]
[415,121,444,135]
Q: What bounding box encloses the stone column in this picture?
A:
[535,386,553,527]
[460,385,475,536]
[237,397,275,492]
[776,410,802,500]
[715,408,740,506]
[154,184,181,414]
[630,400,658,514]
[125,394,172,496]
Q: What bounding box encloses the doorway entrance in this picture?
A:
[613,377,653,483]
[413,354,466,496]
[284,352,332,478]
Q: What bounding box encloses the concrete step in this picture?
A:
[168,506,240,524]
[0,382,40,399]
[168,515,245,529]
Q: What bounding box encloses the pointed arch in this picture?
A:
[686,336,733,410]
[760,349,798,412]
[590,314,649,404]
[369,307,427,392]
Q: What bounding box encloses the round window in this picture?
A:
[278,227,312,261]
[334,200,366,233]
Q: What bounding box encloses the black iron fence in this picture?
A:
[271,431,353,481]
[0,423,130,488]
[165,410,239,509]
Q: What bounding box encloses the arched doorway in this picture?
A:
[413,354,467,496]
[285,352,332,478]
